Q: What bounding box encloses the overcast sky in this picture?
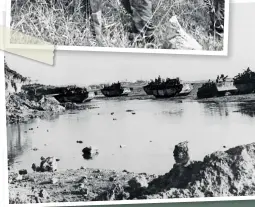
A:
[5,3,255,86]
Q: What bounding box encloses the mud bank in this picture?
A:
[5,62,97,124]
[5,93,97,124]
[9,142,255,203]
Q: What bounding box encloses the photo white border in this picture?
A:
[5,0,230,56]
[2,1,255,207]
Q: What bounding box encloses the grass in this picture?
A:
[10,0,224,50]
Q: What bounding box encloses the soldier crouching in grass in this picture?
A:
[88,0,155,46]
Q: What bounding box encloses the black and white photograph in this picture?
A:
[4,1,255,206]
[8,0,228,53]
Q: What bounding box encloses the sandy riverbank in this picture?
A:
[8,142,255,204]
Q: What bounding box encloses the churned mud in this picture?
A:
[9,142,255,203]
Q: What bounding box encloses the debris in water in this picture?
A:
[111,112,114,115]
[76,140,83,144]
[82,146,99,160]
[132,112,136,115]
[113,118,117,121]
[32,148,38,151]
[126,110,133,112]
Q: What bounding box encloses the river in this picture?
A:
[7,99,255,175]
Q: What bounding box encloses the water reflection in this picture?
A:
[201,102,230,117]
[235,102,255,117]
[7,124,31,166]
[6,100,255,175]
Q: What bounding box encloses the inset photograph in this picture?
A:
[8,0,228,53]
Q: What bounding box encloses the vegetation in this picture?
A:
[197,80,217,99]
[102,82,122,91]
[5,60,28,83]
[23,84,88,97]
[234,67,255,85]
[11,0,223,50]
[146,76,182,90]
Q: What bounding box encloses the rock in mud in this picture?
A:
[9,191,29,204]
[32,163,41,172]
[109,177,116,182]
[50,178,59,184]
[40,157,58,172]
[32,157,57,172]
[18,169,27,175]
[173,141,190,165]
[128,175,148,189]
[95,183,129,201]
[39,97,65,113]
[15,174,23,181]
[39,189,49,198]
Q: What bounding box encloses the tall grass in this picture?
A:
[10,0,224,50]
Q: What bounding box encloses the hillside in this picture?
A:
[5,60,31,96]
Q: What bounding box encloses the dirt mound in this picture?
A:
[6,93,65,124]
[142,142,255,199]
[95,142,255,200]
[8,142,255,203]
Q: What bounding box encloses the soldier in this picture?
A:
[204,0,225,36]
[88,0,155,45]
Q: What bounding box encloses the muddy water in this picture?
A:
[7,100,255,175]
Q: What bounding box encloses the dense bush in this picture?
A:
[146,76,182,90]
[234,68,255,85]
[102,82,122,91]
[197,81,217,99]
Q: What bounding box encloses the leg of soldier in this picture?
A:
[129,0,155,42]
[120,0,133,15]
[89,0,104,45]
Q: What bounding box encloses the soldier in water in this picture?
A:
[88,0,155,45]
